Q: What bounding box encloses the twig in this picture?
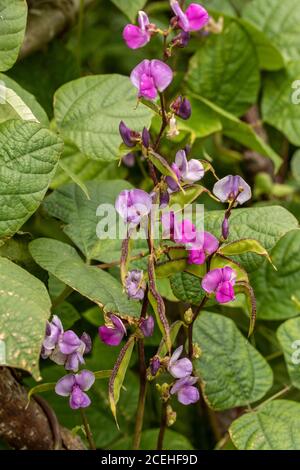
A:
[80,409,96,450]
[157,401,168,450]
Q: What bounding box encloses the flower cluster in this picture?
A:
[168,346,199,405]
[99,313,154,347]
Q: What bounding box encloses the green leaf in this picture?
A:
[250,230,300,320]
[291,149,300,182]
[111,428,194,450]
[29,238,140,319]
[277,318,300,389]
[54,74,152,161]
[157,320,184,358]
[155,259,188,279]
[0,256,51,380]
[0,0,27,72]
[230,400,300,450]
[192,95,282,171]
[57,159,90,199]
[186,21,260,116]
[110,0,146,22]
[0,120,63,239]
[52,301,80,330]
[170,184,213,208]
[204,206,298,272]
[170,272,204,305]
[243,0,300,62]
[178,97,222,140]
[27,382,56,404]
[109,335,135,425]
[238,19,284,71]
[193,312,273,410]
[148,150,179,182]
[219,238,274,266]
[262,62,300,147]
[44,180,132,263]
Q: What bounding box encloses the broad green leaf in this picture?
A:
[52,301,80,330]
[170,272,204,305]
[238,19,284,71]
[0,256,51,380]
[0,0,27,72]
[156,259,188,278]
[291,150,300,182]
[186,21,260,116]
[230,400,300,450]
[192,95,282,171]
[200,0,236,15]
[219,238,273,266]
[109,335,135,425]
[243,0,300,61]
[111,428,194,450]
[0,83,38,122]
[57,159,90,199]
[50,141,126,189]
[250,230,300,320]
[44,180,132,263]
[204,206,298,272]
[0,73,49,125]
[110,0,146,22]
[193,312,273,410]
[262,62,300,147]
[29,238,140,319]
[170,184,213,208]
[178,97,222,139]
[157,321,184,358]
[54,75,152,161]
[0,120,63,239]
[277,318,300,389]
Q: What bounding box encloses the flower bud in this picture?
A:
[192,343,202,359]
[142,127,151,148]
[160,189,170,208]
[140,316,154,337]
[171,96,192,120]
[119,121,140,147]
[171,30,190,48]
[166,405,177,427]
[122,152,135,167]
[222,217,229,240]
[184,307,194,325]
[150,356,161,376]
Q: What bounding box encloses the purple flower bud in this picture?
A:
[171,30,190,48]
[115,189,152,226]
[188,231,219,265]
[140,316,154,337]
[222,217,229,240]
[99,314,126,346]
[170,376,200,405]
[161,212,196,245]
[142,127,151,148]
[130,59,173,100]
[81,332,92,354]
[160,189,170,208]
[202,266,237,304]
[41,315,63,359]
[170,1,209,32]
[168,345,193,379]
[213,175,252,205]
[122,152,136,167]
[125,270,146,301]
[55,369,95,410]
[150,356,161,376]
[171,96,192,120]
[119,121,139,147]
[123,11,151,49]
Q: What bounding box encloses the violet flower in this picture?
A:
[55,370,95,410]
[202,266,237,304]
[188,231,219,265]
[122,152,136,167]
[130,59,173,100]
[168,345,193,379]
[115,189,152,226]
[125,269,146,301]
[171,96,192,120]
[150,356,161,376]
[170,376,200,405]
[119,121,140,147]
[213,175,251,205]
[170,1,209,32]
[140,316,154,337]
[123,11,152,49]
[166,149,204,191]
[99,314,126,346]
[41,315,63,359]
[60,330,92,372]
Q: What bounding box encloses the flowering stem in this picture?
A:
[154,92,168,152]
[133,290,149,450]
[157,400,168,450]
[80,409,96,450]
[188,295,208,359]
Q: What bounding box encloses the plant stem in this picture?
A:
[188,296,208,359]
[51,285,73,310]
[254,385,292,411]
[157,401,168,450]
[80,409,96,450]
[133,291,149,450]
[77,0,85,71]
[154,93,168,152]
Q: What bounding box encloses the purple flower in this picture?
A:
[171,96,192,120]
[115,189,152,226]
[150,356,161,376]
[188,231,219,265]
[142,127,151,148]
[170,376,200,405]
[168,345,193,379]
[55,370,95,410]
[171,30,190,48]
[166,149,204,191]
[60,330,91,372]
[119,121,140,147]
[213,175,251,205]
[123,11,151,49]
[122,152,136,167]
[41,315,63,359]
[202,266,237,304]
[130,59,173,100]
[170,1,209,32]
[161,212,197,245]
[125,269,145,301]
[99,314,126,346]
[140,316,154,337]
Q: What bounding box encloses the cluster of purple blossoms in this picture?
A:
[99,313,154,347]
[168,346,199,405]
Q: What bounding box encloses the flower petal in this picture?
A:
[55,374,75,397]
[201,268,223,293]
[59,330,82,355]
[169,357,193,379]
[69,386,91,409]
[185,3,209,31]
[123,24,150,49]
[75,370,95,391]
[215,281,235,304]
[177,385,200,405]
[150,60,173,93]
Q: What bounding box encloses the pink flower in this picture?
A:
[130,59,173,100]
[166,149,204,191]
[123,11,151,49]
[98,315,127,346]
[201,266,237,304]
[188,232,219,265]
[170,1,209,32]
